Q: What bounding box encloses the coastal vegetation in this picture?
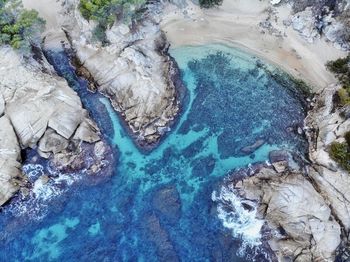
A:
[327,56,350,171]
[78,0,146,42]
[78,0,224,42]
[329,138,350,172]
[199,0,223,8]
[0,0,45,50]
[326,55,350,106]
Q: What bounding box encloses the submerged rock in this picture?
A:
[216,83,350,261]
[152,185,181,224]
[143,213,179,261]
[240,139,265,155]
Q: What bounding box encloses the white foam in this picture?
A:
[5,164,84,221]
[212,184,264,249]
[23,164,45,181]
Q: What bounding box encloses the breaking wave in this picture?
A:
[4,164,83,221]
[212,183,264,256]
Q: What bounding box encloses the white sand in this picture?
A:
[161,0,347,91]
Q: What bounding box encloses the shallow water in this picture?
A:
[0,44,307,261]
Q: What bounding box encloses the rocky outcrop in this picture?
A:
[52,0,181,147]
[0,48,99,149]
[306,85,350,233]
[288,1,350,50]
[291,7,320,43]
[0,47,103,206]
[233,167,341,261]
[0,116,23,206]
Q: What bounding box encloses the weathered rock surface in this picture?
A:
[291,7,320,43]
[0,47,103,206]
[288,1,350,50]
[269,150,290,173]
[0,116,24,206]
[55,0,181,147]
[306,86,350,234]
[0,93,4,117]
[234,167,341,262]
[0,48,98,148]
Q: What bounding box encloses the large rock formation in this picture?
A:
[306,86,350,233]
[291,7,320,43]
[0,116,23,206]
[288,0,350,50]
[47,0,182,147]
[233,167,341,261]
[0,47,103,205]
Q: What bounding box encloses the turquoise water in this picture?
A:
[0,44,307,261]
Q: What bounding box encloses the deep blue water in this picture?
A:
[0,44,307,261]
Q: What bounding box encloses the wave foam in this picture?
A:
[5,164,83,221]
[212,184,264,251]
[23,164,45,182]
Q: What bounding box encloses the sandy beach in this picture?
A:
[22,0,347,91]
[161,0,347,91]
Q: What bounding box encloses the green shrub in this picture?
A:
[0,0,45,50]
[337,87,350,106]
[327,56,350,107]
[345,131,350,146]
[329,142,350,172]
[78,0,146,43]
[199,0,223,8]
[327,56,350,75]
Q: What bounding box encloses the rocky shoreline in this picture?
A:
[56,0,184,148]
[70,42,187,151]
[0,0,185,207]
[215,82,350,261]
[0,46,114,207]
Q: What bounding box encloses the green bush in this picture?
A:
[329,142,350,172]
[337,87,350,106]
[345,131,350,146]
[327,56,350,107]
[199,0,223,8]
[0,0,45,50]
[78,0,146,43]
[327,56,350,75]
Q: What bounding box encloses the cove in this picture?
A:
[0,44,307,261]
